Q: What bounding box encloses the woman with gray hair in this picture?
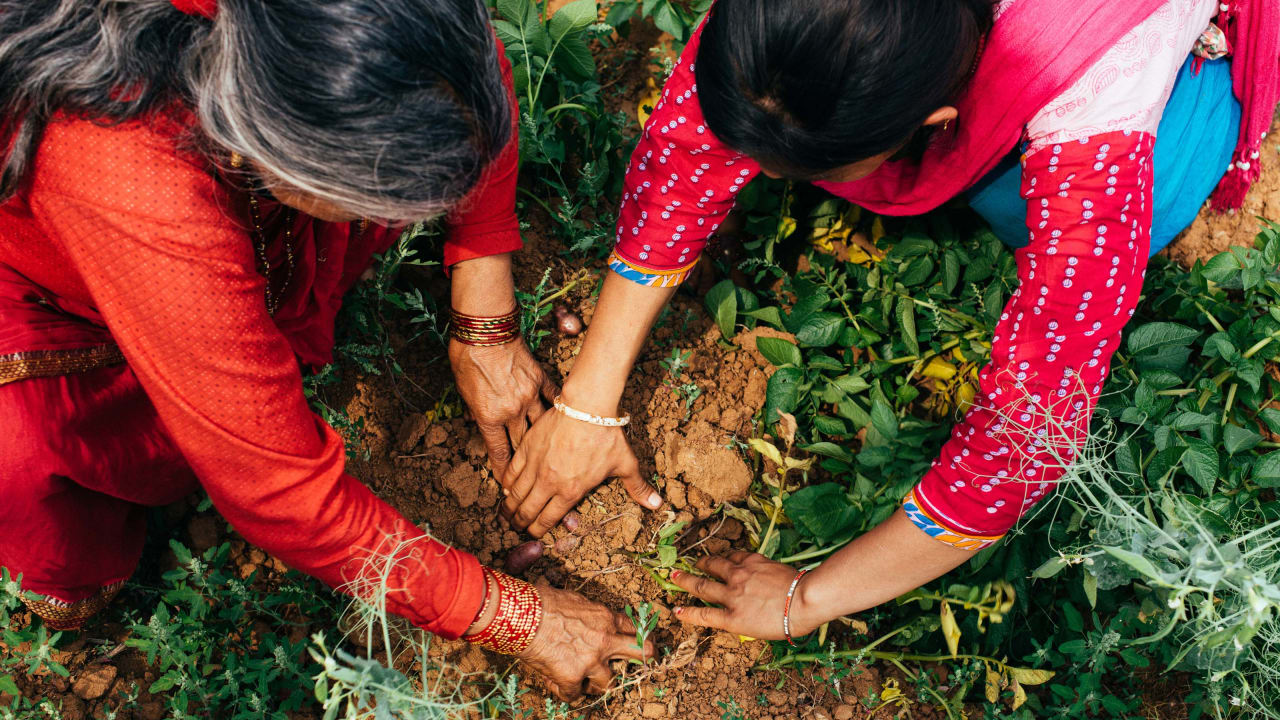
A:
[0,0,647,700]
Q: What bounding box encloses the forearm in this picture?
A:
[560,271,675,415]
[792,509,973,629]
[451,252,517,316]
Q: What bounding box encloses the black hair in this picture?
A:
[694,0,994,179]
[0,0,511,222]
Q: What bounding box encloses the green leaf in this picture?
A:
[801,442,852,463]
[870,399,898,440]
[763,367,802,424]
[1253,451,1280,488]
[795,312,845,348]
[1170,412,1215,431]
[831,374,870,395]
[814,415,848,436]
[1224,423,1262,455]
[652,1,686,40]
[756,337,803,367]
[603,0,638,27]
[1102,546,1166,583]
[941,250,960,294]
[0,674,18,697]
[1126,322,1201,355]
[553,35,595,79]
[704,280,738,339]
[783,483,856,541]
[1181,439,1219,494]
[549,0,598,41]
[742,306,784,329]
[1032,556,1068,579]
[897,296,919,356]
[1082,570,1098,609]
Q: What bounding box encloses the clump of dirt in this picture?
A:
[1166,116,1280,266]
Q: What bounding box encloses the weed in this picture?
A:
[623,602,659,662]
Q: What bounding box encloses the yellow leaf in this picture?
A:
[817,621,829,645]
[1012,679,1027,710]
[778,216,797,240]
[636,78,660,126]
[957,382,977,415]
[747,438,785,467]
[984,668,1002,704]
[951,346,967,363]
[1006,666,1055,685]
[870,217,886,243]
[921,357,957,380]
[737,635,756,643]
[939,601,961,656]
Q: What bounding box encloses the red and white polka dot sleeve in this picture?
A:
[904,131,1154,550]
[609,27,760,287]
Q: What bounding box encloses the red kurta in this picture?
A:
[0,48,521,637]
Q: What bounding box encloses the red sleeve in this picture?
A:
[904,131,1154,549]
[609,22,759,286]
[442,37,522,268]
[31,119,484,638]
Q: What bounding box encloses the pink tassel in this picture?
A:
[1210,156,1260,211]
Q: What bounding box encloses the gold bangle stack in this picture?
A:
[450,308,520,346]
[463,568,542,655]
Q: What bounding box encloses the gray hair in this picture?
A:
[0,0,511,223]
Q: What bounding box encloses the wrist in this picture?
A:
[790,568,830,636]
[451,253,516,316]
[560,376,624,418]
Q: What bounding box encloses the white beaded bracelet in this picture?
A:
[553,395,630,427]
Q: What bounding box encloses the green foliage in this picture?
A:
[718,200,1280,717]
[604,0,712,47]
[493,0,630,257]
[124,540,337,719]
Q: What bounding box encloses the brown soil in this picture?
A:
[1165,116,1280,266]
[3,16,1260,719]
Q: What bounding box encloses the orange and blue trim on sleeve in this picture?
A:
[903,488,1004,551]
[607,250,699,288]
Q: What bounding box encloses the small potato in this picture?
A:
[561,511,581,534]
[554,535,581,554]
[504,540,544,575]
[552,305,583,337]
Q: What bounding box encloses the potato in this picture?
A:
[552,305,583,336]
[561,511,581,534]
[554,535,581,554]
[504,540,544,575]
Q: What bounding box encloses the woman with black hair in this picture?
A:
[502,0,1278,641]
[0,0,646,698]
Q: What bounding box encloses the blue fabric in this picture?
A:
[968,56,1242,255]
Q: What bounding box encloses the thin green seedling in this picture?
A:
[623,602,658,665]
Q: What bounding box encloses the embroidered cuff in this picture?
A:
[607,250,698,287]
[903,488,1004,551]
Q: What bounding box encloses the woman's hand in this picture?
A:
[450,338,557,481]
[502,409,662,538]
[517,584,654,701]
[669,551,824,641]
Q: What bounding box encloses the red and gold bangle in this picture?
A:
[463,567,542,655]
[450,308,520,346]
[782,568,808,647]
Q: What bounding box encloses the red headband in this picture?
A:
[171,0,216,18]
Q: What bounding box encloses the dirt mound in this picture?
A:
[1166,116,1280,265]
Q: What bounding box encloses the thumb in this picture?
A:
[614,453,662,511]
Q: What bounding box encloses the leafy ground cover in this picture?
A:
[3,1,1280,718]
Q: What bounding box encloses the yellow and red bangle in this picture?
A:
[783,568,808,647]
[463,567,542,655]
[450,308,520,347]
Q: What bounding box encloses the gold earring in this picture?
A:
[942,119,951,132]
[229,151,244,169]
